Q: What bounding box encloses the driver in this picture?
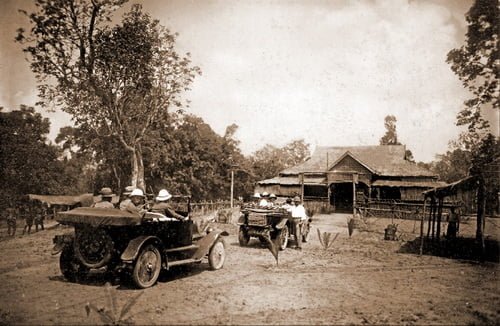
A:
[151,189,187,221]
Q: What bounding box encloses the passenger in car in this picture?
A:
[125,188,147,214]
[259,192,270,207]
[92,187,115,209]
[119,185,135,210]
[151,189,187,221]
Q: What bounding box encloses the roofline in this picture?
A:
[327,151,376,173]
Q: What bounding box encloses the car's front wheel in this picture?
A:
[238,227,250,246]
[278,227,289,251]
[208,239,226,270]
[132,244,161,289]
[60,245,89,282]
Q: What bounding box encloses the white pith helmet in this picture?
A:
[156,189,172,201]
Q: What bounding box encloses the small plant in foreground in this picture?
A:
[85,282,143,325]
[317,229,339,250]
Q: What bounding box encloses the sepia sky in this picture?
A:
[1,0,498,162]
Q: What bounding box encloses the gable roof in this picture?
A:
[281,145,437,177]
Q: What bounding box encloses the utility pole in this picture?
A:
[230,168,234,209]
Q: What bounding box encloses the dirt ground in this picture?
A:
[0,213,499,325]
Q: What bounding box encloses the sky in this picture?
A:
[1,0,498,162]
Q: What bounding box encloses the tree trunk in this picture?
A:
[129,147,146,191]
[476,178,486,258]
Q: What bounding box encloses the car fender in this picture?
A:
[120,235,163,263]
[275,217,288,230]
[52,233,74,255]
[237,213,246,225]
[192,230,227,260]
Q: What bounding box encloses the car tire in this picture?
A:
[60,245,89,282]
[278,227,289,251]
[238,227,250,246]
[132,244,161,289]
[208,239,226,270]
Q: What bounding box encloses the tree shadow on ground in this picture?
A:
[399,236,499,263]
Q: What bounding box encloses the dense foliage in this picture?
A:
[17,1,200,190]
[0,107,82,208]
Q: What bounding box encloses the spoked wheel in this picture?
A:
[302,222,311,243]
[60,245,89,282]
[208,239,226,270]
[238,226,250,246]
[278,227,289,251]
[132,245,161,289]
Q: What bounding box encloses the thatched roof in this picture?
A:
[372,180,447,188]
[423,176,478,197]
[28,193,94,207]
[281,145,436,177]
[258,175,327,186]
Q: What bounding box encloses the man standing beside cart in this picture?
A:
[291,196,307,250]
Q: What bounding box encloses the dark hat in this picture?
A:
[99,187,115,198]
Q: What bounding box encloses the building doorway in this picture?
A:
[329,183,353,213]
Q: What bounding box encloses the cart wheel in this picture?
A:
[278,227,289,251]
[60,245,89,282]
[302,223,310,243]
[238,227,250,246]
[208,239,226,270]
[132,244,161,289]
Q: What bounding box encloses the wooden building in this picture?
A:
[256,145,445,212]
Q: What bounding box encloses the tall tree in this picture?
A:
[446,0,499,149]
[379,115,415,161]
[379,115,400,145]
[17,1,200,190]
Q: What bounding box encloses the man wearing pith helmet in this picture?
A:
[151,189,187,220]
[125,188,147,214]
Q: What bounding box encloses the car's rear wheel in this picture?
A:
[208,239,226,270]
[238,227,250,246]
[60,245,89,282]
[278,227,289,251]
[132,244,161,289]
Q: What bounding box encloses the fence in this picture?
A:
[357,199,455,222]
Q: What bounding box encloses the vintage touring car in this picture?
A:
[52,197,227,288]
[237,207,311,250]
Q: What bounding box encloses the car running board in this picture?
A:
[167,258,202,267]
[163,244,199,253]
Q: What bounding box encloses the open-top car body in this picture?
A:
[237,206,311,250]
[52,197,227,288]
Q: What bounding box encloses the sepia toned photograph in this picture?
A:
[0,0,498,325]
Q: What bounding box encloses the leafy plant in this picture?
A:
[262,236,279,266]
[317,229,339,250]
[85,283,143,325]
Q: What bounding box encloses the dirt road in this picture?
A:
[0,213,498,325]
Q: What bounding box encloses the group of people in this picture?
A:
[92,186,187,220]
[251,192,308,250]
[5,204,46,237]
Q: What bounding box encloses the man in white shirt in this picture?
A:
[291,196,307,250]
